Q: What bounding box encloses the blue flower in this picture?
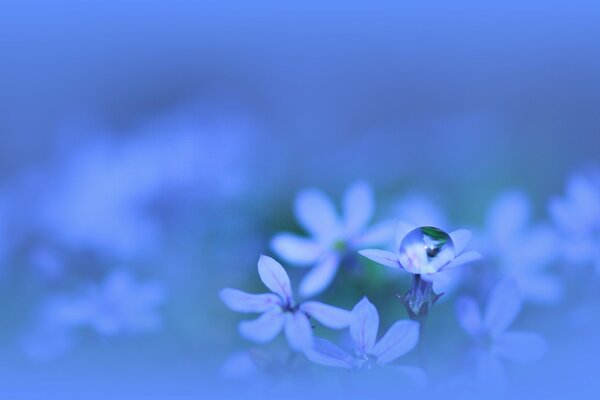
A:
[481,191,562,304]
[219,255,351,351]
[549,174,600,273]
[304,297,423,380]
[271,182,394,297]
[360,222,481,294]
[455,280,548,386]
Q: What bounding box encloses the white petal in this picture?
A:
[304,337,354,369]
[371,320,420,364]
[270,233,323,266]
[300,301,351,329]
[294,189,341,242]
[343,181,374,234]
[358,249,401,269]
[484,279,522,336]
[443,250,482,270]
[257,255,293,303]
[219,288,280,313]
[350,297,379,355]
[238,310,285,343]
[284,312,314,351]
[299,253,340,298]
[449,229,472,255]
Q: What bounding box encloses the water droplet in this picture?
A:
[398,226,455,274]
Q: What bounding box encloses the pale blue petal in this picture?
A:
[484,280,522,336]
[443,250,482,270]
[493,331,547,363]
[350,297,379,356]
[358,249,401,269]
[568,175,600,223]
[371,320,420,364]
[294,189,341,241]
[486,191,530,247]
[238,310,285,343]
[284,312,313,351]
[421,267,462,295]
[257,255,293,303]
[298,253,340,297]
[300,301,351,329]
[219,288,281,313]
[343,181,374,235]
[394,221,416,251]
[304,337,354,369]
[355,220,396,247]
[449,229,472,255]
[455,296,482,336]
[270,233,323,266]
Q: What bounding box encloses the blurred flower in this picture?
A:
[549,174,600,273]
[455,280,547,387]
[392,193,449,230]
[220,255,351,351]
[271,182,394,297]
[480,191,561,304]
[23,269,166,359]
[360,223,481,294]
[304,297,423,383]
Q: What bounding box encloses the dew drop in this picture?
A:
[398,226,455,274]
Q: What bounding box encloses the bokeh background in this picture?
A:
[1,1,599,399]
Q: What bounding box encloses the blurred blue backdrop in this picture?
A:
[1,1,599,399]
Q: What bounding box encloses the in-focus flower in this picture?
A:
[304,297,423,382]
[549,174,600,273]
[455,280,548,386]
[360,222,481,295]
[219,255,351,351]
[480,191,561,303]
[271,182,394,297]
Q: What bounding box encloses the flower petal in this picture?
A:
[443,250,482,270]
[354,219,396,248]
[449,229,472,255]
[421,267,462,295]
[358,249,400,269]
[238,310,285,343]
[300,301,351,329]
[304,337,354,369]
[350,297,379,356]
[493,331,547,363]
[455,296,482,336]
[219,288,281,313]
[284,312,313,351]
[294,189,341,242]
[484,279,522,336]
[371,320,420,365]
[257,255,293,303]
[298,253,340,297]
[343,181,374,234]
[270,233,323,266]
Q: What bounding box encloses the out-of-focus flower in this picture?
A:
[271,182,394,297]
[360,223,481,295]
[549,174,600,273]
[23,269,166,359]
[480,191,561,304]
[304,297,423,382]
[455,280,547,387]
[219,255,351,351]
